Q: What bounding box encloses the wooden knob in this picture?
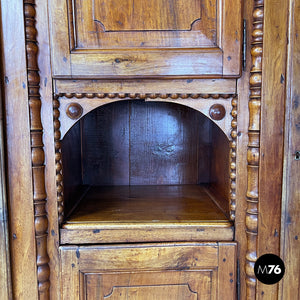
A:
[209,104,226,120]
[66,103,83,120]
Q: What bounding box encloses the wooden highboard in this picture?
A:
[0,0,298,299]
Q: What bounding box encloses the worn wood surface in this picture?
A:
[61,121,83,215]
[210,120,231,217]
[36,0,62,298]
[279,0,300,298]
[245,0,264,298]
[49,0,241,77]
[24,1,50,297]
[57,95,233,139]
[80,101,212,185]
[235,0,253,296]
[257,0,289,298]
[61,185,233,243]
[0,1,38,299]
[54,78,237,95]
[1,0,295,298]
[60,243,236,300]
[0,84,12,300]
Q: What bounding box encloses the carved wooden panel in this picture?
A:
[73,0,214,49]
[49,0,242,77]
[60,243,237,299]
[85,271,210,299]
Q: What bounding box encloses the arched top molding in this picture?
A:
[54,93,236,140]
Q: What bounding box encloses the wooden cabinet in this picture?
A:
[0,0,297,299]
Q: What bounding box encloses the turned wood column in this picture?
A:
[24,1,50,298]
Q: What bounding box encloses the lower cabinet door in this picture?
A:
[60,242,236,300]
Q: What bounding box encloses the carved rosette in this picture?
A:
[24,0,50,298]
[246,0,264,298]
[53,96,64,224]
[230,97,238,221]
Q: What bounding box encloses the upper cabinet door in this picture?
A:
[49,0,242,78]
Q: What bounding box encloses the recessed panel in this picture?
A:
[50,0,242,78]
[94,0,201,31]
[72,0,216,49]
[85,270,212,299]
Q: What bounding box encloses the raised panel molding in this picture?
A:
[60,243,236,299]
[93,0,201,31]
[100,285,198,299]
[51,0,241,77]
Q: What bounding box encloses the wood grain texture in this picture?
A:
[235,0,253,297]
[64,185,230,223]
[210,120,231,217]
[218,242,237,300]
[35,0,63,296]
[0,86,12,300]
[48,0,71,76]
[24,1,50,298]
[245,0,264,298]
[56,98,235,225]
[1,0,295,299]
[222,0,242,76]
[54,79,237,95]
[61,185,233,244]
[279,0,300,298]
[60,243,236,299]
[55,94,234,139]
[257,0,289,298]
[93,0,202,31]
[49,0,241,77]
[0,0,38,298]
[73,0,216,48]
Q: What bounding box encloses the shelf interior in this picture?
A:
[63,184,230,227]
[59,100,233,243]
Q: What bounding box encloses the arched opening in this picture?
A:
[60,99,233,243]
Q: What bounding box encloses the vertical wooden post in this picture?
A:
[230,97,238,221]
[24,1,50,298]
[245,0,264,298]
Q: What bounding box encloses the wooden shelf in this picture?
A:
[60,185,233,244]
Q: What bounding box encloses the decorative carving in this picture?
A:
[246,0,264,298]
[66,102,83,120]
[24,0,50,298]
[54,92,237,226]
[230,98,238,221]
[55,92,233,100]
[53,96,64,224]
[209,104,226,120]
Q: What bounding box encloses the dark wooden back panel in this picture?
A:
[81,101,130,185]
[80,100,213,185]
[61,121,83,213]
[210,123,230,216]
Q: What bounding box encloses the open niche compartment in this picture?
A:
[55,94,237,244]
